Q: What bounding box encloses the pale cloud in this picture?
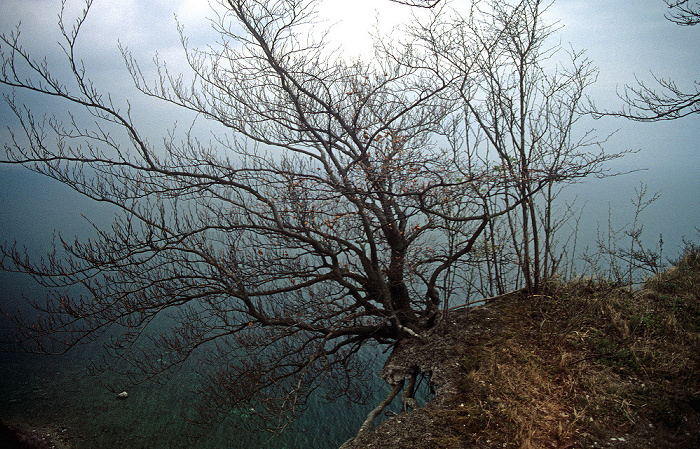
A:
[315,0,435,60]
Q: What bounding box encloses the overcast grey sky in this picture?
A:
[0,0,698,258]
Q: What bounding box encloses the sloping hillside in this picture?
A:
[344,249,700,448]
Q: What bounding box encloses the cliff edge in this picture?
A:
[343,252,700,448]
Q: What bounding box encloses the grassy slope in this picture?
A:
[346,249,700,448]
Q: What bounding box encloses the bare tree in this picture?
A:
[582,183,665,289]
[594,0,700,120]
[0,0,620,440]
[665,0,700,25]
[403,0,623,294]
[389,0,442,8]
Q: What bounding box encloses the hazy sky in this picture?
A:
[0,0,698,259]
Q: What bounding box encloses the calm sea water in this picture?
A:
[0,171,395,448]
[0,339,387,448]
[0,281,393,449]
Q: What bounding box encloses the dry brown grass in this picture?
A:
[345,247,700,449]
[436,246,700,448]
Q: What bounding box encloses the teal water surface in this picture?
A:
[0,344,390,449]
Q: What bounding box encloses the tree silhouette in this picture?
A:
[665,0,700,26]
[1,0,620,439]
[596,0,700,120]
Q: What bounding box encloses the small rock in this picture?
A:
[116,391,129,399]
